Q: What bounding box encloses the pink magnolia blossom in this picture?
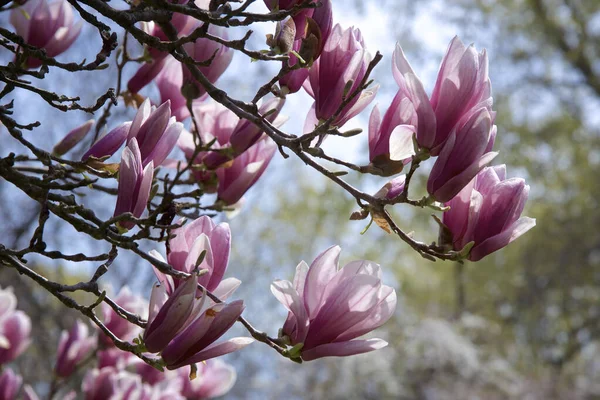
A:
[304,24,378,130]
[52,119,95,156]
[0,287,31,365]
[144,277,251,370]
[216,136,277,206]
[54,320,96,377]
[10,0,82,68]
[388,42,436,151]
[128,12,197,95]
[154,56,190,122]
[199,97,286,169]
[268,0,333,93]
[429,36,492,155]
[151,216,233,295]
[82,366,184,400]
[159,296,253,369]
[144,235,251,368]
[427,106,497,203]
[113,139,154,230]
[0,369,21,400]
[83,99,182,168]
[443,165,536,261]
[181,25,234,99]
[178,359,237,399]
[271,246,396,361]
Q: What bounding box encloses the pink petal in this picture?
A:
[301,338,388,361]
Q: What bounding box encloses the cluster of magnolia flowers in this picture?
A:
[0,285,237,399]
[5,0,537,395]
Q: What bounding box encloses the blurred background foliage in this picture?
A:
[1,0,600,398]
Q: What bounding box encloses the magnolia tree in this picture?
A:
[0,0,536,398]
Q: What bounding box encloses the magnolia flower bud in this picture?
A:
[52,120,94,156]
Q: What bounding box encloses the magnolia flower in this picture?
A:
[178,359,237,399]
[427,106,497,203]
[442,165,536,261]
[128,6,197,95]
[267,0,333,93]
[181,25,233,99]
[144,276,252,369]
[200,97,286,169]
[151,216,233,295]
[99,287,147,347]
[55,320,96,378]
[271,246,396,361]
[429,36,492,155]
[144,233,251,368]
[159,297,253,369]
[216,136,277,206]
[368,97,416,176]
[10,0,82,68]
[126,100,183,168]
[83,100,182,168]
[52,119,95,156]
[113,139,154,230]
[82,366,184,400]
[154,56,190,122]
[304,24,378,130]
[389,43,436,151]
[0,287,31,365]
[0,369,21,400]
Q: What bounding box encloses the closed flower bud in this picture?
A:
[374,175,406,200]
[267,17,296,54]
[52,119,94,156]
[271,245,396,361]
